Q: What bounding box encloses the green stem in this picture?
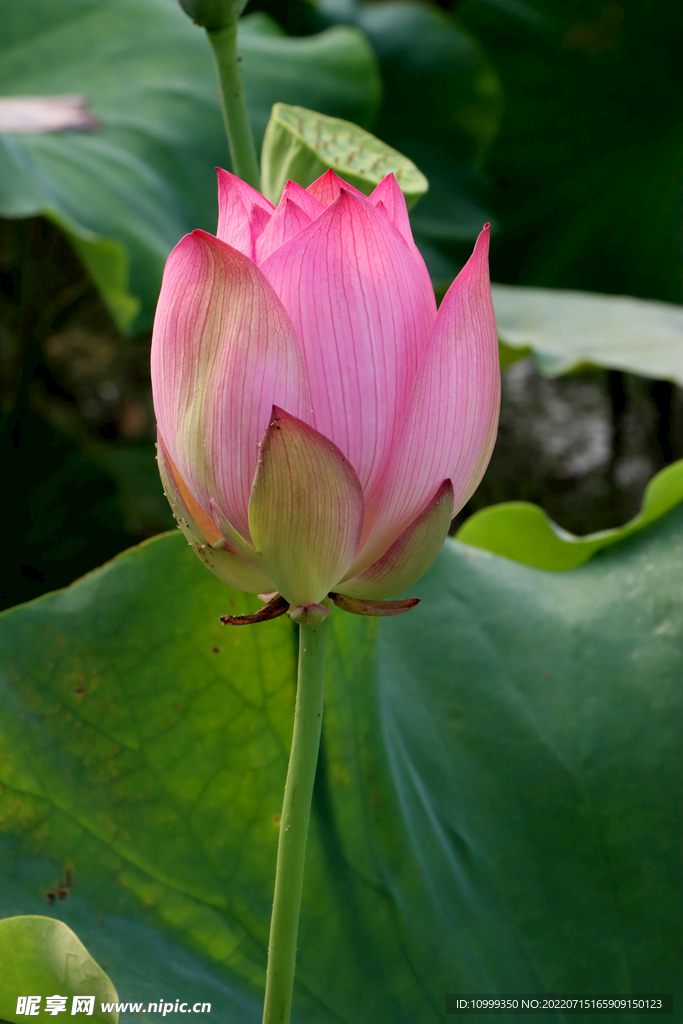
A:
[262,619,328,1024]
[207,19,261,190]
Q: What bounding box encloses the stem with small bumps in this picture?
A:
[207,19,261,190]
[262,619,328,1024]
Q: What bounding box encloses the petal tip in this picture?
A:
[189,227,217,247]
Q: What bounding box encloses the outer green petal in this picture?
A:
[337,480,453,599]
[248,407,365,606]
[158,434,274,595]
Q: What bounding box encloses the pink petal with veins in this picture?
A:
[306,168,368,207]
[352,225,499,571]
[151,230,309,541]
[369,174,414,248]
[260,188,436,522]
[216,167,274,259]
[249,203,272,246]
[279,180,326,220]
[255,198,313,263]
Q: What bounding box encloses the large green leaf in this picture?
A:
[458,459,683,570]
[0,916,118,1024]
[492,284,683,384]
[0,511,681,1021]
[0,0,380,330]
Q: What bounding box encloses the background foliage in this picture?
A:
[1,517,681,1021]
[1,0,682,1018]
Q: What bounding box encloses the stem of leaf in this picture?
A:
[207,19,261,190]
[262,619,328,1024]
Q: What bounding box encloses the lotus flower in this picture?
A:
[151,168,500,624]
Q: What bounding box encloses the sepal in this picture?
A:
[330,594,419,616]
[220,593,290,626]
[289,603,330,624]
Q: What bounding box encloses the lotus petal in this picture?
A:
[337,480,453,599]
[248,407,364,607]
[356,226,499,570]
[216,167,274,259]
[151,230,309,541]
[369,174,414,248]
[255,198,313,263]
[279,180,325,221]
[260,189,436,519]
[306,167,368,207]
[157,435,273,593]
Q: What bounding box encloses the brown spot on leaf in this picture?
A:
[46,868,72,904]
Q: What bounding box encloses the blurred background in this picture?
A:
[1,0,682,613]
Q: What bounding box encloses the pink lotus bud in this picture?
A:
[151,168,500,619]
